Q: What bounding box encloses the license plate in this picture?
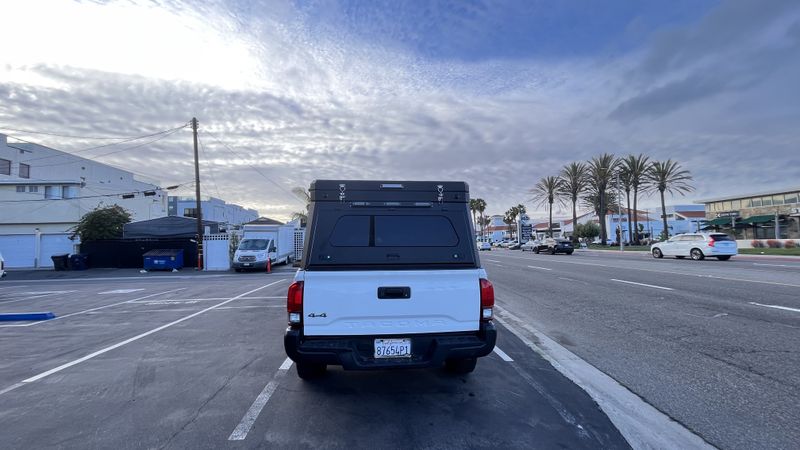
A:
[243,263,252,266]
[374,338,411,358]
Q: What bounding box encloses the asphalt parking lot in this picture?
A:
[0,268,629,449]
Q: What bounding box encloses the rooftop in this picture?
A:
[695,186,800,204]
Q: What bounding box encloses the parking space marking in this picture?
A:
[748,302,800,313]
[99,289,145,295]
[0,291,77,305]
[0,280,288,392]
[493,346,514,362]
[610,279,674,291]
[527,265,553,271]
[0,288,188,328]
[229,357,294,441]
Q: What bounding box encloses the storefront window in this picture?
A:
[751,198,762,207]
[772,195,783,205]
[762,196,772,206]
[723,201,732,210]
[785,193,799,204]
[731,200,741,209]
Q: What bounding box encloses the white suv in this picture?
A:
[284,180,497,379]
[651,233,737,261]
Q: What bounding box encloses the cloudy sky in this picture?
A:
[1,0,799,220]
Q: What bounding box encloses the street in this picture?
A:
[483,249,800,450]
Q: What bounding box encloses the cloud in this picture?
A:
[1,0,799,222]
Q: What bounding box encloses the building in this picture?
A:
[696,187,800,239]
[168,196,258,227]
[0,133,167,234]
[564,205,705,242]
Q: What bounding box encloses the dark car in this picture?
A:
[534,238,574,255]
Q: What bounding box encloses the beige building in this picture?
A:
[696,187,800,239]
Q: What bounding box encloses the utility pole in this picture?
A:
[192,117,203,270]
[617,171,624,251]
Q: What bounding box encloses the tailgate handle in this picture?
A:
[377,286,411,299]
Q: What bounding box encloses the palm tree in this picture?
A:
[558,162,589,243]
[617,165,633,243]
[621,154,650,244]
[503,208,517,239]
[291,187,311,224]
[474,198,487,238]
[582,187,621,220]
[647,160,694,240]
[586,153,619,243]
[531,176,563,238]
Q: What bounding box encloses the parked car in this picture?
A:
[533,238,574,255]
[521,240,540,251]
[507,241,521,250]
[651,233,737,261]
[284,180,496,379]
[0,251,6,278]
[499,240,511,248]
[478,240,492,251]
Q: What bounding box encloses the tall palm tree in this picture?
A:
[558,162,589,243]
[586,153,619,243]
[647,160,694,239]
[621,154,651,244]
[504,208,518,239]
[291,187,311,224]
[474,198,487,238]
[582,187,621,220]
[531,176,563,238]
[617,165,634,243]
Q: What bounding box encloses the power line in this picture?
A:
[0,125,180,140]
[0,180,194,204]
[16,127,185,168]
[197,134,222,199]
[5,123,190,163]
[200,130,306,206]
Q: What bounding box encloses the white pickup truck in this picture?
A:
[284,180,496,379]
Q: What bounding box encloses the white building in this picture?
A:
[0,133,167,234]
[562,204,706,242]
[168,196,258,227]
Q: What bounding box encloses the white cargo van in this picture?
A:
[232,223,296,271]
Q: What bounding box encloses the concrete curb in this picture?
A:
[0,312,56,322]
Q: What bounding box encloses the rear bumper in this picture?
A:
[232,261,268,269]
[284,322,497,370]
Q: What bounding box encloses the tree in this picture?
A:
[586,153,619,243]
[621,154,650,244]
[575,222,600,240]
[558,162,589,243]
[581,187,620,219]
[474,198,487,238]
[469,199,479,236]
[291,187,311,224]
[504,205,525,240]
[647,160,694,240]
[70,204,132,242]
[530,176,563,238]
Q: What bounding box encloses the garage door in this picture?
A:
[40,234,77,268]
[0,235,35,268]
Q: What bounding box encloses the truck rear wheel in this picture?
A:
[296,363,326,380]
[445,357,477,374]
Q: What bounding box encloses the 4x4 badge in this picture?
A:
[307,312,327,318]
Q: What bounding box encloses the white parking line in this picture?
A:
[0,288,187,328]
[610,279,674,291]
[527,265,553,271]
[493,346,514,361]
[1,280,288,390]
[748,302,800,313]
[229,357,294,441]
[99,289,145,295]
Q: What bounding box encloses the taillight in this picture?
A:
[708,237,715,247]
[480,278,494,321]
[287,281,303,325]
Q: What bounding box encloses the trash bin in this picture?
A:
[142,249,184,271]
[68,254,89,270]
[51,254,70,271]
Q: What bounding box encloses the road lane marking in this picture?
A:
[748,302,800,313]
[490,253,800,289]
[229,357,294,441]
[6,280,288,388]
[486,259,502,263]
[99,289,145,294]
[527,265,553,271]
[493,304,712,449]
[493,346,514,362]
[610,279,674,291]
[753,263,798,268]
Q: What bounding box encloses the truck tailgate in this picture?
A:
[303,269,482,336]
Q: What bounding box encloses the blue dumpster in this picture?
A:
[142,249,184,271]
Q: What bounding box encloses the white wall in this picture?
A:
[0,232,77,268]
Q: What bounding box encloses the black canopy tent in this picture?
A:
[123,216,220,239]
